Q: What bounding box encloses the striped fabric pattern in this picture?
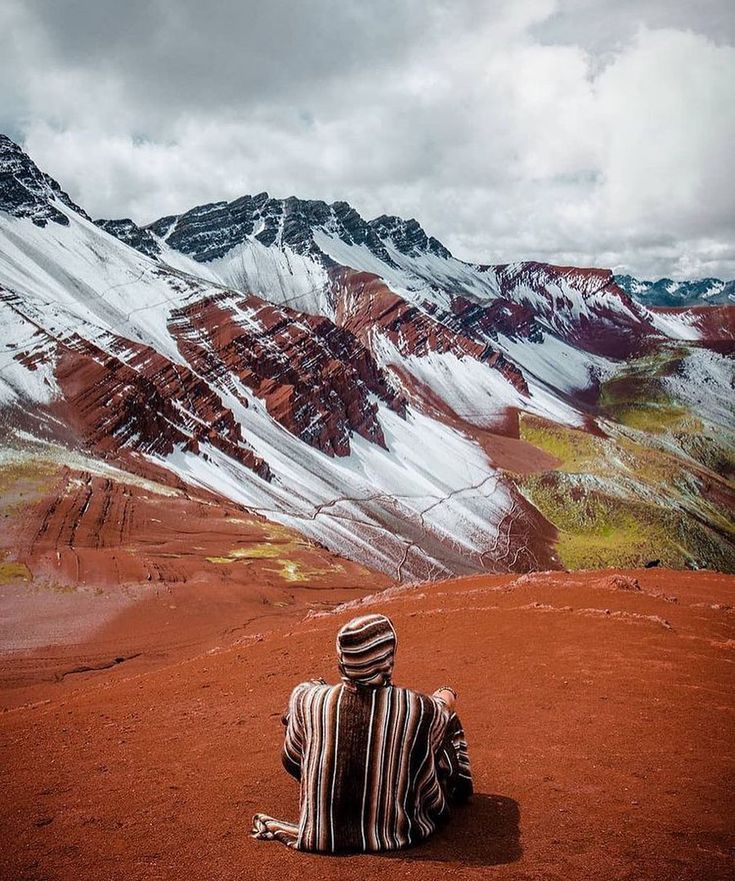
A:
[336,614,397,687]
[252,614,472,853]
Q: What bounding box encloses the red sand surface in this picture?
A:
[2,568,734,881]
[0,465,391,703]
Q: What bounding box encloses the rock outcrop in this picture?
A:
[0,134,89,227]
[171,292,406,457]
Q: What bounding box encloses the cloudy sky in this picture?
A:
[2,0,734,278]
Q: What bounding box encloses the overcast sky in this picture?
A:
[2,0,734,278]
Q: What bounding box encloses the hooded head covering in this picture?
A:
[336,613,397,688]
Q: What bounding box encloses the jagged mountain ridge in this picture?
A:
[100,193,452,266]
[101,192,656,350]
[2,134,735,579]
[104,194,734,335]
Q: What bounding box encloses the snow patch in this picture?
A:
[205,238,332,318]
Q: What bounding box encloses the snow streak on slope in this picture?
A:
[662,347,735,431]
[495,332,614,398]
[313,230,668,355]
[371,332,585,428]
[647,309,702,341]
[206,240,332,319]
[0,295,59,406]
[0,205,199,365]
[162,291,552,578]
[161,396,539,580]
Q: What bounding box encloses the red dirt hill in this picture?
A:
[2,568,734,881]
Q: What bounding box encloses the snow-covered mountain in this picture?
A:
[2,134,734,577]
[615,274,735,307]
[99,194,670,359]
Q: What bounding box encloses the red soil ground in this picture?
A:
[0,465,391,703]
[2,568,734,881]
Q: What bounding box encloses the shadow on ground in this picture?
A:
[386,793,522,867]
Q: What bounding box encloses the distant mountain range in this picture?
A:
[615,274,735,307]
[1,132,734,580]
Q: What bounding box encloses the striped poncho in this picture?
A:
[251,613,472,852]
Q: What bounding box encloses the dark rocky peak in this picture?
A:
[612,274,641,292]
[369,214,452,260]
[0,134,89,227]
[95,217,162,258]
[138,192,398,267]
[143,193,327,263]
[273,195,331,251]
[103,186,448,271]
[149,199,242,262]
[323,201,396,264]
[147,214,178,239]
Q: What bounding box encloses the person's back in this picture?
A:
[252,613,472,853]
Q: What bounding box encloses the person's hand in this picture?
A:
[433,685,457,712]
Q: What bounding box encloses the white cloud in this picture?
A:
[3,0,734,279]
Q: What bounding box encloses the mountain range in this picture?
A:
[1,132,734,582]
[614,274,735,307]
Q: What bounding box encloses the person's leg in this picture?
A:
[438,713,473,804]
[251,813,300,847]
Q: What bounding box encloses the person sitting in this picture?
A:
[251,612,472,852]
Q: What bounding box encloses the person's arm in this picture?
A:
[280,679,325,780]
[281,683,308,780]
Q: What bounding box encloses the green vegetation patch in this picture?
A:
[0,457,60,527]
[518,414,608,473]
[206,540,344,582]
[514,345,735,572]
[606,401,696,435]
[206,542,289,564]
[675,432,735,480]
[597,345,702,436]
[0,549,31,584]
[0,457,59,494]
[264,559,345,583]
[519,471,735,572]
